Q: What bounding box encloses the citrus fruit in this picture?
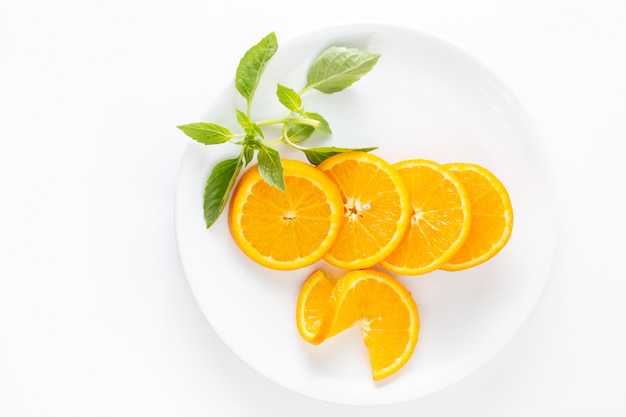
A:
[295,269,335,345]
[440,162,513,271]
[296,269,420,380]
[317,152,410,269]
[228,159,343,270]
[328,269,420,380]
[380,159,472,275]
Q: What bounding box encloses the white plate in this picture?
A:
[175,22,557,406]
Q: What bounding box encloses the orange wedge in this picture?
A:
[228,159,343,270]
[381,159,472,275]
[317,152,410,269]
[296,269,420,380]
[440,162,513,271]
[295,270,335,345]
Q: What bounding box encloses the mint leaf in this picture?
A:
[243,135,262,150]
[236,109,264,138]
[203,155,244,228]
[286,123,315,143]
[276,84,302,112]
[177,123,233,145]
[302,146,378,165]
[304,112,331,134]
[235,32,278,104]
[285,113,331,143]
[243,145,255,166]
[306,47,380,94]
[257,145,284,191]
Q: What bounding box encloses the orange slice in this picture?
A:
[440,163,513,271]
[296,269,420,380]
[381,159,472,275]
[295,270,334,345]
[317,152,410,269]
[228,159,343,270]
[328,269,420,380]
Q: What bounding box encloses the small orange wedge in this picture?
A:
[317,152,410,269]
[228,159,343,270]
[381,159,472,275]
[296,269,420,380]
[440,163,513,271]
[295,270,334,345]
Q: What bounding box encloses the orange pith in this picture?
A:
[228,159,343,270]
[440,163,513,271]
[381,159,472,275]
[296,269,420,380]
[317,152,410,269]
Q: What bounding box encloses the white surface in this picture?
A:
[1,0,625,415]
[175,23,557,405]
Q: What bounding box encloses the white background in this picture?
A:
[1,0,625,415]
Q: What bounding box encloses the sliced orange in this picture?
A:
[228,159,343,270]
[440,163,513,271]
[317,152,410,269]
[328,269,420,380]
[296,269,420,380]
[295,269,334,345]
[381,159,472,275]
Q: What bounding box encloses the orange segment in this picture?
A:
[296,269,420,380]
[295,270,334,345]
[317,152,410,269]
[228,159,343,270]
[328,270,420,380]
[381,159,472,275]
[440,163,513,271]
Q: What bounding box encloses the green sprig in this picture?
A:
[177,32,381,228]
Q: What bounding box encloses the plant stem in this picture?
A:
[256,116,321,129]
[298,86,311,96]
[281,130,308,151]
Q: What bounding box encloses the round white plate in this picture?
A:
[175,22,557,406]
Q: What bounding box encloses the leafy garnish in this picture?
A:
[304,46,381,94]
[235,32,278,111]
[302,146,378,166]
[203,155,244,228]
[177,123,233,145]
[177,32,380,228]
[276,84,303,112]
[257,145,284,191]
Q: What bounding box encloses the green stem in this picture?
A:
[261,137,284,148]
[295,117,321,129]
[256,116,321,129]
[281,126,316,151]
[255,117,289,127]
[298,86,311,96]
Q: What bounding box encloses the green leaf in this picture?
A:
[177,123,233,145]
[276,84,302,112]
[243,135,262,150]
[203,155,244,228]
[303,112,331,134]
[257,145,284,191]
[236,109,264,138]
[302,146,378,165]
[285,112,332,143]
[286,123,315,143]
[243,145,255,166]
[306,46,380,94]
[235,32,278,104]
